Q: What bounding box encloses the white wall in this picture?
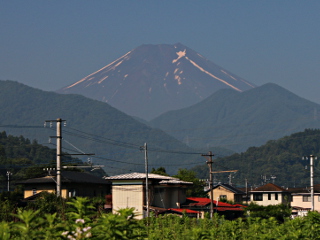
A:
[112,184,144,219]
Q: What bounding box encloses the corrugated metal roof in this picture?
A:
[186,197,237,207]
[214,207,244,212]
[186,197,211,206]
[159,179,193,185]
[233,204,247,208]
[104,172,179,181]
[167,208,200,214]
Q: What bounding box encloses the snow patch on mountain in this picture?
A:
[185,57,242,92]
[175,75,182,85]
[98,76,109,84]
[221,70,237,81]
[63,50,132,90]
[172,49,186,63]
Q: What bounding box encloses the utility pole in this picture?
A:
[6,171,12,191]
[45,118,95,197]
[212,170,238,186]
[56,118,62,197]
[140,143,149,218]
[270,175,276,184]
[228,173,233,185]
[302,155,318,211]
[45,118,65,197]
[245,178,248,204]
[202,151,214,219]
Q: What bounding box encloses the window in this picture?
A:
[268,193,271,200]
[275,193,278,200]
[32,189,37,195]
[68,189,76,197]
[253,193,263,201]
[303,195,311,202]
[219,195,227,200]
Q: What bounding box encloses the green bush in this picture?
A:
[2,196,320,239]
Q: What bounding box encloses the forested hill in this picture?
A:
[0,80,232,176]
[0,131,85,163]
[150,83,320,152]
[0,131,90,191]
[192,129,320,188]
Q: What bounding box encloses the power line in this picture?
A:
[62,127,203,155]
[2,123,320,154]
[0,125,43,129]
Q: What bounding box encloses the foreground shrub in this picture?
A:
[3,197,320,239]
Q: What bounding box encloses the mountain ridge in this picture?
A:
[0,80,233,175]
[149,83,320,152]
[191,128,320,187]
[57,43,255,120]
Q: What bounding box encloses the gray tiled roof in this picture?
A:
[213,183,246,194]
[251,183,288,192]
[20,171,109,185]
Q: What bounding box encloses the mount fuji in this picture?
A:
[57,43,255,120]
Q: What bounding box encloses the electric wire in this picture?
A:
[2,123,320,155]
[61,126,203,155]
[1,124,319,164]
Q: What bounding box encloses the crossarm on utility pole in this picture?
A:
[212,170,238,174]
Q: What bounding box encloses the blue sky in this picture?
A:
[1,0,320,104]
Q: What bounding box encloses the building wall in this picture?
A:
[24,188,55,198]
[112,184,144,219]
[292,194,320,212]
[250,192,290,206]
[66,183,109,198]
[163,187,180,208]
[23,183,109,199]
[208,186,235,202]
[152,186,186,209]
[24,187,89,199]
[152,186,167,208]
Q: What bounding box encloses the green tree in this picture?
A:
[245,202,291,223]
[150,167,169,176]
[173,168,206,197]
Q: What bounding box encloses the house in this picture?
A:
[250,183,291,206]
[19,171,111,199]
[207,183,246,203]
[104,172,193,219]
[288,184,320,216]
